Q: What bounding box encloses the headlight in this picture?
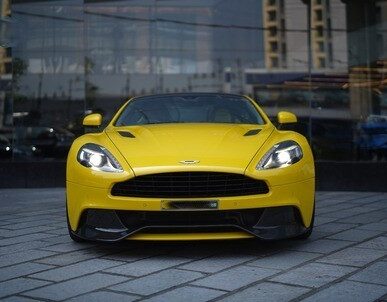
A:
[77,143,123,173]
[256,140,303,170]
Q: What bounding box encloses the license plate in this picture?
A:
[161,200,219,210]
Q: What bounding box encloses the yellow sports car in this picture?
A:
[66,93,315,242]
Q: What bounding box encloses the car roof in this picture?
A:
[132,93,246,100]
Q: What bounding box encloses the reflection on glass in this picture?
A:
[12,0,84,160]
[0,0,12,161]
[356,115,387,161]
[4,0,387,162]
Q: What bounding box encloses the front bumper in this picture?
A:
[66,177,314,241]
[72,206,308,241]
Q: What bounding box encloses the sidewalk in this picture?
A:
[0,189,386,301]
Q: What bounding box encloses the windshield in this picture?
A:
[115,94,265,126]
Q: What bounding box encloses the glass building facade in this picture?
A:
[1,0,387,163]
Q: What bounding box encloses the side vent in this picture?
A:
[244,129,260,136]
[118,131,135,138]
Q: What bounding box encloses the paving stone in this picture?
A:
[358,222,387,232]
[35,249,114,266]
[315,222,357,234]
[365,203,387,211]
[340,212,387,224]
[0,226,57,238]
[110,269,204,296]
[317,247,386,267]
[270,262,355,288]
[41,242,96,253]
[349,262,387,285]
[38,234,73,245]
[179,254,256,273]
[220,282,310,302]
[306,230,330,241]
[0,240,55,256]
[45,228,69,235]
[248,250,321,270]
[2,214,60,225]
[101,246,172,262]
[168,243,223,259]
[0,278,51,298]
[301,280,387,302]
[0,219,13,225]
[356,204,387,212]
[105,255,192,277]
[142,286,226,302]
[0,262,54,282]
[0,233,57,246]
[314,216,338,227]
[289,239,353,254]
[328,228,383,242]
[356,236,387,251]
[0,233,57,247]
[5,220,53,230]
[317,204,354,214]
[224,241,287,257]
[0,250,57,268]
[30,258,123,281]
[349,195,387,204]
[24,273,129,301]
[67,291,139,302]
[1,297,42,302]
[192,265,279,291]
[320,208,368,219]
[378,208,387,215]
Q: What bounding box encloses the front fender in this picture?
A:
[66,131,135,188]
[245,129,315,186]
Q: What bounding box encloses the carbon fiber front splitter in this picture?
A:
[72,206,309,242]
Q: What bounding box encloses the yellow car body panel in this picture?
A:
[66,177,314,231]
[66,94,315,241]
[103,123,274,176]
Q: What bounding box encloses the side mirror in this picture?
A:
[277,111,297,124]
[83,113,102,127]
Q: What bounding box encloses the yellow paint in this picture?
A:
[277,111,297,124]
[66,96,315,241]
[83,113,102,127]
[126,231,255,241]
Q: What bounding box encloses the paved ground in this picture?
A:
[0,190,386,302]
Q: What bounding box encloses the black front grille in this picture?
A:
[111,172,269,198]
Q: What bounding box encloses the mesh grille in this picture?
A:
[111,172,269,198]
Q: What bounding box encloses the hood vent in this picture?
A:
[244,129,261,136]
[118,131,135,138]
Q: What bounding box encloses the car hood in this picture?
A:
[105,123,274,175]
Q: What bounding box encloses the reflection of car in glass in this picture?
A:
[356,115,387,161]
[0,135,12,159]
[66,93,315,243]
[14,127,75,159]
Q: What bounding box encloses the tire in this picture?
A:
[66,204,86,243]
[294,202,315,240]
